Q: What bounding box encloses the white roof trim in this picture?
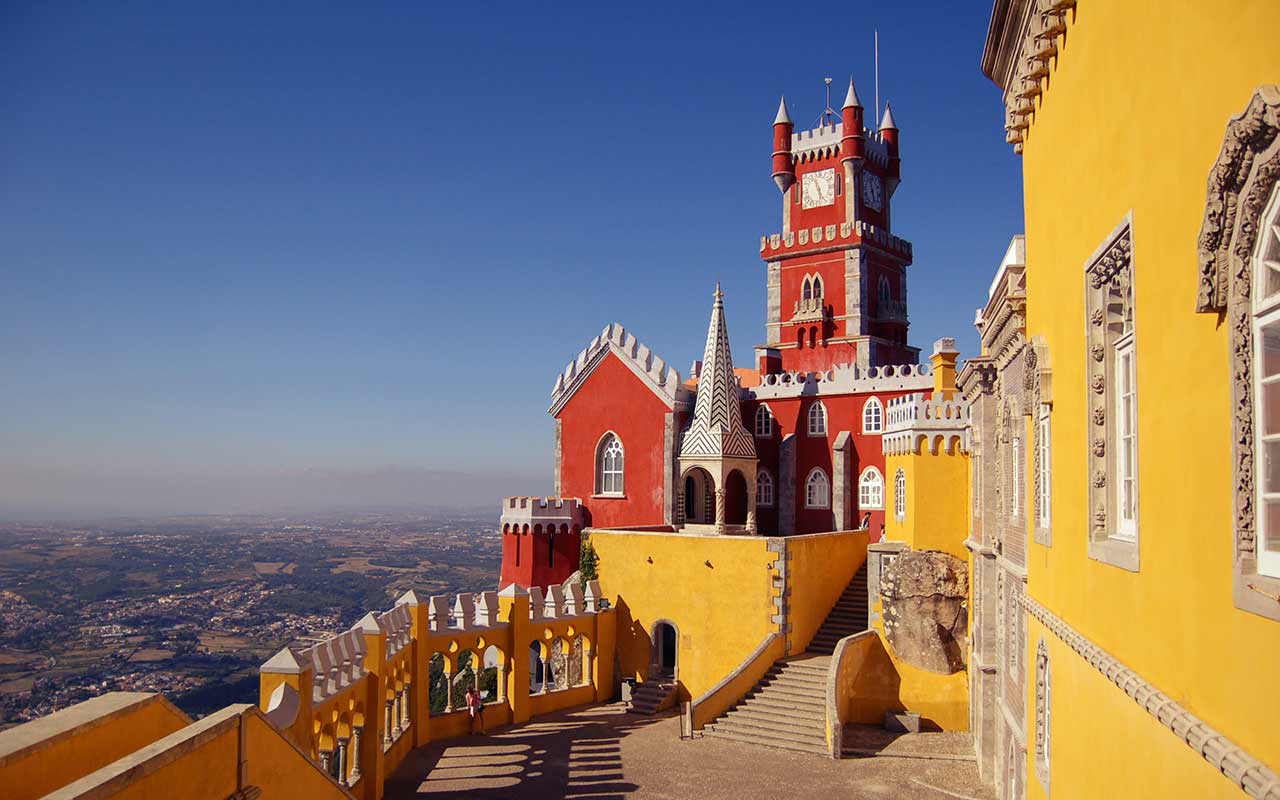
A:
[549,322,688,415]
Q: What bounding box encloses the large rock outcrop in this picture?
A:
[880,550,968,674]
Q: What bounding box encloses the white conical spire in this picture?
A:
[879,102,898,130]
[774,96,792,126]
[843,77,862,109]
[679,284,756,460]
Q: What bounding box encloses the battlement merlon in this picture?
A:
[760,219,913,262]
[549,322,693,416]
[747,362,934,401]
[789,122,890,167]
[500,496,585,528]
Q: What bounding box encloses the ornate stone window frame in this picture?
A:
[1034,637,1051,793]
[754,404,774,438]
[594,431,625,497]
[858,466,884,510]
[1028,337,1053,547]
[807,400,827,436]
[863,396,884,433]
[1196,85,1280,621]
[894,468,906,521]
[1084,213,1140,572]
[805,467,831,509]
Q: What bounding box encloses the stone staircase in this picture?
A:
[702,655,830,754]
[628,678,678,715]
[702,563,872,754]
[806,562,869,655]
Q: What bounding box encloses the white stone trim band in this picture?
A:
[1021,594,1280,799]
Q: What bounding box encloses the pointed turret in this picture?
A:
[772,96,796,193]
[880,102,901,186]
[840,77,866,166]
[879,102,898,131]
[680,284,755,462]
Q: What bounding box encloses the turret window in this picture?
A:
[754,405,774,438]
[805,469,830,509]
[595,433,624,496]
[859,467,884,510]
[894,469,906,521]
[812,276,823,299]
[802,277,812,301]
[757,470,775,507]
[863,397,884,433]
[807,401,827,436]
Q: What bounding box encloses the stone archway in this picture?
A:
[682,467,715,525]
[650,620,678,680]
[725,470,749,526]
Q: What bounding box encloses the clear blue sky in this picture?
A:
[0,1,1023,517]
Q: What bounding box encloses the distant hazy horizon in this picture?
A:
[0,463,546,522]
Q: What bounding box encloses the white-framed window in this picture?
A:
[802,276,813,301]
[805,468,830,509]
[812,275,823,299]
[1255,307,1280,577]
[894,469,906,521]
[754,405,773,438]
[595,433,624,495]
[863,397,883,433]
[1011,437,1022,519]
[757,470,775,507]
[1114,332,1137,541]
[807,401,827,436]
[859,467,884,510]
[1037,405,1052,531]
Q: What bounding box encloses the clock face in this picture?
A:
[861,172,884,211]
[801,169,836,209]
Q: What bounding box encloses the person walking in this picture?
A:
[465,686,485,735]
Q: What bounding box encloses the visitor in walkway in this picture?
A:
[466,686,485,734]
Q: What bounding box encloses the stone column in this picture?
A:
[335,738,349,786]
[746,479,758,534]
[714,488,727,534]
[392,694,402,738]
[443,673,454,712]
[496,664,506,701]
[383,701,394,745]
[349,727,363,782]
[584,648,595,689]
[318,749,333,775]
[401,688,411,727]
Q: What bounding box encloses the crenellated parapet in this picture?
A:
[748,362,933,401]
[760,219,913,262]
[789,123,890,168]
[882,392,971,456]
[500,496,584,532]
[549,322,690,415]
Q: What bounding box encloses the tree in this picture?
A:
[578,534,598,584]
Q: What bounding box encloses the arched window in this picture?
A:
[812,275,823,299]
[859,467,884,509]
[878,275,891,304]
[807,401,827,436]
[894,469,906,521]
[805,469,830,509]
[796,328,806,349]
[802,276,812,301]
[754,405,773,437]
[809,326,817,348]
[756,470,775,507]
[596,433,624,495]
[1254,186,1280,578]
[863,397,884,433]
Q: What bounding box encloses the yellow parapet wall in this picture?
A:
[786,530,869,656]
[829,630,968,736]
[884,445,969,560]
[0,692,191,800]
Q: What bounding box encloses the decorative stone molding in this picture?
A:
[882,392,970,456]
[981,0,1078,154]
[1033,637,1050,793]
[1022,594,1280,799]
[1195,86,1280,621]
[760,218,912,261]
[1083,214,1139,571]
[749,362,932,401]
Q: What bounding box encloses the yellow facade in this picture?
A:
[987,2,1280,797]
[884,447,970,559]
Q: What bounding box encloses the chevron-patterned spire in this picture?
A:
[679,284,756,459]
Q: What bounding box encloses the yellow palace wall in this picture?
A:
[1018,2,1280,795]
[884,448,970,560]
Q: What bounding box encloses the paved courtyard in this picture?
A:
[384,703,995,800]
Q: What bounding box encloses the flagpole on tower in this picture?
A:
[874,29,880,125]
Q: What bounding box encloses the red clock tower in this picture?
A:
[759,80,918,375]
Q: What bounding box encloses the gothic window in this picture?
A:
[802,276,813,301]
[805,468,830,509]
[1037,404,1052,534]
[754,405,774,437]
[812,275,823,299]
[809,326,818,348]
[859,467,884,510]
[1085,216,1139,570]
[757,470,775,507]
[1034,639,1051,792]
[807,401,827,436]
[863,397,884,433]
[595,433,624,495]
[1196,87,1280,619]
[894,469,906,521]
[878,275,891,304]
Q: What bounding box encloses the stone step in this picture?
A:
[726,706,824,732]
[742,690,825,711]
[702,725,829,755]
[714,714,827,743]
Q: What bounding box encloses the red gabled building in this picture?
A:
[499,78,958,590]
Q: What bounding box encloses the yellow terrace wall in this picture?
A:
[884,448,970,559]
[786,530,869,655]
[0,692,191,800]
[591,528,778,702]
[1018,0,1280,791]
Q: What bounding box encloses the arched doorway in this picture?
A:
[652,621,677,679]
[725,470,748,525]
[682,468,715,524]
